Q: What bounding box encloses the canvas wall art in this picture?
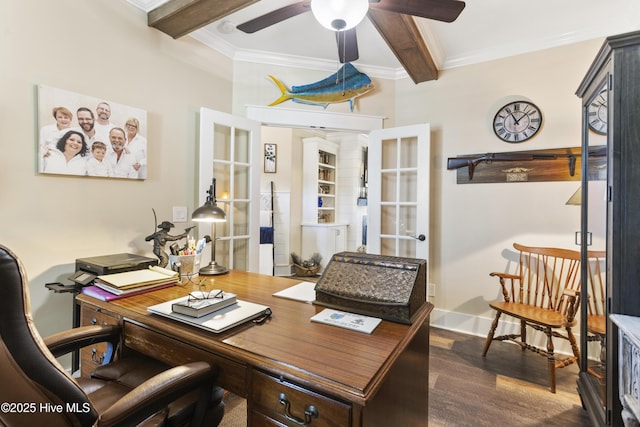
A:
[264,143,277,173]
[37,85,148,180]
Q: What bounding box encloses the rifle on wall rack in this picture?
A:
[447,146,606,184]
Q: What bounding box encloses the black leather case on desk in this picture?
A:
[314,252,427,324]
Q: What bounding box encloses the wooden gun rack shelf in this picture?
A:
[447,146,606,184]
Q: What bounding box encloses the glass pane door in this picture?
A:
[581,78,609,408]
[368,124,430,260]
[198,108,261,272]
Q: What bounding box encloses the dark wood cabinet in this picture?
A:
[576,30,640,426]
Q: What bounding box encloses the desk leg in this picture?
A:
[363,316,430,427]
[45,283,82,373]
[71,293,81,373]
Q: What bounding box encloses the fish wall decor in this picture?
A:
[268,63,373,112]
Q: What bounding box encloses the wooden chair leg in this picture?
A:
[482,311,501,356]
[545,327,556,393]
[566,326,580,364]
[520,319,527,351]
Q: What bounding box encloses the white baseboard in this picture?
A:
[429,307,577,356]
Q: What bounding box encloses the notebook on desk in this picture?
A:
[97,266,178,290]
[147,297,270,333]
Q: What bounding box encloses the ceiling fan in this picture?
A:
[147,0,465,83]
[236,0,465,67]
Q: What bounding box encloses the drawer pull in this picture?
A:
[90,348,105,365]
[278,393,318,425]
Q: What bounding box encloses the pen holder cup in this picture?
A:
[169,253,201,278]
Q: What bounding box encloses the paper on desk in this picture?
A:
[96,266,177,289]
[310,309,382,334]
[272,281,316,303]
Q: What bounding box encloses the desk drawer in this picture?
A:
[79,304,122,376]
[123,321,247,396]
[249,370,351,427]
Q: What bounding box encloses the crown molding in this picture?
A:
[441,29,606,70]
[126,0,167,12]
[192,27,407,80]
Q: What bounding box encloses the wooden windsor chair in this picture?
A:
[482,243,582,393]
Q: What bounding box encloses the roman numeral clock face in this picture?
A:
[492,101,543,143]
[588,87,608,135]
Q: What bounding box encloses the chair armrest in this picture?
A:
[563,288,581,322]
[44,325,121,359]
[96,361,216,427]
[489,272,520,302]
[489,272,520,280]
[563,289,579,297]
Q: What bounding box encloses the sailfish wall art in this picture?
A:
[268,63,373,111]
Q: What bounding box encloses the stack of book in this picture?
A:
[148,294,270,333]
[82,266,179,301]
[171,290,237,318]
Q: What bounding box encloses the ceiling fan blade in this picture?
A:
[237,1,310,33]
[370,0,465,23]
[336,28,359,63]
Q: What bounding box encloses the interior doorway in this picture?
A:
[258,126,369,276]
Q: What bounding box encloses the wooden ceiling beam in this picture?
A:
[367,9,438,83]
[148,0,259,39]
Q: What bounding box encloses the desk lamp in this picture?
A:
[192,178,228,275]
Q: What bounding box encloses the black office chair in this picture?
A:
[0,244,224,426]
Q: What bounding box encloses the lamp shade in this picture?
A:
[192,178,228,275]
[565,186,582,206]
[192,201,226,222]
[311,0,368,31]
[192,178,227,222]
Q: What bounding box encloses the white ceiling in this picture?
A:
[128,0,640,78]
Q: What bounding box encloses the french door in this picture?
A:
[367,124,430,261]
[198,107,429,270]
[198,108,261,272]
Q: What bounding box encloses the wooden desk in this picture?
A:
[77,271,432,426]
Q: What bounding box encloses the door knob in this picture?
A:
[414,234,426,241]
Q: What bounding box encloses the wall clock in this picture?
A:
[588,87,608,135]
[492,100,543,143]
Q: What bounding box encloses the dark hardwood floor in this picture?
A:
[429,328,590,426]
[220,327,591,426]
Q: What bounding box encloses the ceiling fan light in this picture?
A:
[311,0,369,31]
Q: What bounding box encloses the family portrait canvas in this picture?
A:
[37,85,148,180]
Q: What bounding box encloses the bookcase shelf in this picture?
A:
[303,137,338,224]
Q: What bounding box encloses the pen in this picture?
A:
[196,238,206,254]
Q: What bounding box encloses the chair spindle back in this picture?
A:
[513,243,582,315]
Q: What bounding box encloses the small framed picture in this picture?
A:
[264,143,277,173]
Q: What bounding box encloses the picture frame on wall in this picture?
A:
[264,143,277,173]
[37,85,148,180]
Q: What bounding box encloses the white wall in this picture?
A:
[259,126,297,274]
[1,0,233,340]
[394,40,605,336]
